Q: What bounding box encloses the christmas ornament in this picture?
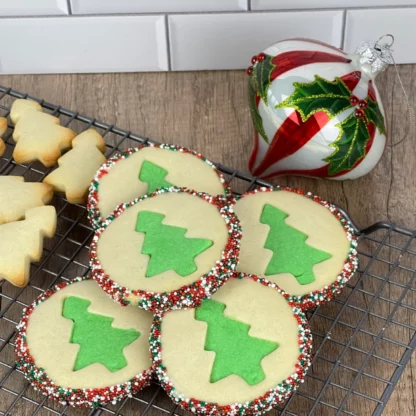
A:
[247,37,391,180]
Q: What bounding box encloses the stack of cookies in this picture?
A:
[9,100,358,415]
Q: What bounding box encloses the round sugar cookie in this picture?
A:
[90,188,241,311]
[151,274,312,416]
[87,144,230,229]
[14,277,153,408]
[232,187,358,309]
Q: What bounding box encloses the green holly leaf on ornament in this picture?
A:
[270,71,385,176]
[325,97,386,175]
[325,113,370,175]
[248,54,277,144]
[248,77,268,143]
[252,54,276,105]
[276,75,353,122]
[365,98,386,136]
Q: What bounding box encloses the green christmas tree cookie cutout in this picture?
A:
[135,211,213,277]
[260,203,332,285]
[139,160,173,193]
[62,296,140,372]
[195,299,278,385]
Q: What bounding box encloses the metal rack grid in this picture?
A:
[0,86,414,416]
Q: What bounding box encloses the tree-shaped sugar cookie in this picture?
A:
[0,176,54,224]
[43,129,106,204]
[0,117,7,157]
[10,99,43,125]
[63,296,140,372]
[195,299,279,385]
[260,204,332,285]
[12,105,76,167]
[0,206,57,287]
[135,211,213,277]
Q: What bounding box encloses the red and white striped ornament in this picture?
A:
[248,38,388,180]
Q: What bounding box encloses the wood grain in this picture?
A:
[0,66,414,416]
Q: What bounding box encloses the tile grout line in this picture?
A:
[1,4,416,19]
[164,14,172,71]
[66,0,72,15]
[340,9,348,50]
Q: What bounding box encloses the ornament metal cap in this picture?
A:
[355,34,394,76]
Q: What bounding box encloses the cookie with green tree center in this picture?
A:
[150,274,312,416]
[89,187,241,312]
[14,276,154,408]
[231,187,358,310]
[87,144,231,229]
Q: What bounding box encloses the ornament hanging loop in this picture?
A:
[374,34,394,52]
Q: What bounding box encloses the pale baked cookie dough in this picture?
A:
[12,103,76,167]
[151,274,312,416]
[87,144,231,229]
[43,129,107,204]
[0,176,53,224]
[89,188,241,311]
[15,277,154,408]
[0,206,56,287]
[232,187,358,310]
[0,116,7,157]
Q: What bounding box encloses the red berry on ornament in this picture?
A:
[251,55,258,65]
[349,95,359,106]
[246,66,253,76]
[355,109,365,119]
[359,99,368,109]
[257,52,266,62]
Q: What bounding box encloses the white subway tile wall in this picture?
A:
[0,1,412,73]
[0,0,68,16]
[345,8,416,64]
[70,0,248,14]
[0,16,168,73]
[169,11,344,70]
[251,0,416,10]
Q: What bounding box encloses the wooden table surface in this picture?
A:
[0,67,414,415]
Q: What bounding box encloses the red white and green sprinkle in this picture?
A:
[150,273,313,416]
[87,144,231,230]
[231,186,359,311]
[89,187,242,312]
[14,276,153,408]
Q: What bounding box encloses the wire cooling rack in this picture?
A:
[0,86,415,416]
